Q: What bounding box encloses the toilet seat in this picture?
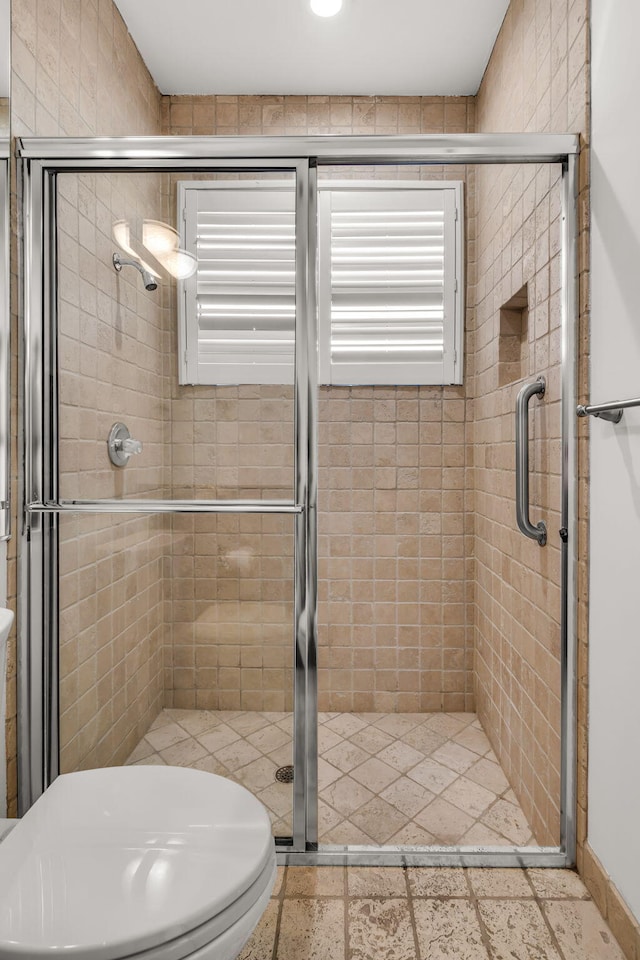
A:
[0,766,277,960]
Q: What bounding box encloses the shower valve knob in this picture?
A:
[119,438,143,456]
[107,422,143,467]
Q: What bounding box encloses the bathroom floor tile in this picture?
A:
[126,709,538,847]
[413,898,490,959]
[277,898,346,960]
[477,899,564,960]
[543,900,628,960]
[348,899,416,960]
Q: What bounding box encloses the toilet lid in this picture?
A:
[0,766,275,960]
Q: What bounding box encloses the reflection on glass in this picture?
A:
[57,511,295,839]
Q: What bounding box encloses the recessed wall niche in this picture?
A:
[498,284,529,386]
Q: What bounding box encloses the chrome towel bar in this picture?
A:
[576,396,640,423]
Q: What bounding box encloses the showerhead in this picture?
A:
[112,252,158,291]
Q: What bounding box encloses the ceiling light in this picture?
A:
[310,0,343,17]
[154,248,198,281]
[142,219,179,257]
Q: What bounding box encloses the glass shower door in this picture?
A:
[22,156,317,851]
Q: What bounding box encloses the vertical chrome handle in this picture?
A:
[515,377,547,546]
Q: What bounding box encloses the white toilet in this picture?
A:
[0,610,277,960]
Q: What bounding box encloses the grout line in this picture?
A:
[270,866,286,960]
[404,865,424,960]
[463,868,499,960]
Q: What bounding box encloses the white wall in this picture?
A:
[589,0,640,923]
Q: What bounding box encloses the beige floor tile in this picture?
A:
[318,799,343,833]
[257,782,293,819]
[267,743,293,768]
[468,868,533,898]
[196,723,241,753]
[275,715,294,735]
[414,797,475,843]
[380,776,435,818]
[478,900,564,960]
[413,898,490,959]
[323,739,370,773]
[348,899,415,960]
[432,741,479,774]
[373,714,423,737]
[465,757,510,794]
[480,799,534,845]
[286,866,345,897]
[389,822,437,845]
[453,725,493,756]
[543,900,627,960]
[247,724,291,754]
[350,796,409,843]
[317,758,343,791]
[402,725,447,754]
[226,712,272,736]
[238,899,279,960]
[440,776,496,818]
[350,756,399,793]
[349,725,395,754]
[461,822,509,846]
[346,866,406,897]
[323,714,369,738]
[145,722,190,752]
[277,899,346,960]
[322,775,375,817]
[191,755,230,776]
[148,712,174,731]
[407,866,468,897]
[527,869,590,900]
[159,737,209,767]
[317,726,344,752]
[322,821,374,844]
[408,757,458,794]
[174,710,221,737]
[375,740,425,773]
[235,756,279,792]
[214,739,262,772]
[424,714,469,737]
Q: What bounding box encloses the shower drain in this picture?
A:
[275,765,294,783]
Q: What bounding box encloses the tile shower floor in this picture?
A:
[126,709,537,846]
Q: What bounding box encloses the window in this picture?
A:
[178,179,464,386]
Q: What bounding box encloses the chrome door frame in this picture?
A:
[18,134,579,867]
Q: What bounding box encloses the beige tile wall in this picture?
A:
[162,96,476,712]
[56,169,169,771]
[0,100,8,135]
[472,0,589,845]
[8,0,164,805]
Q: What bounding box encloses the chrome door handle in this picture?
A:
[515,377,547,546]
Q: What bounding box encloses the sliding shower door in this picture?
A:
[20,154,317,851]
[20,135,578,867]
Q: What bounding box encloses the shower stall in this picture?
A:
[18,133,578,866]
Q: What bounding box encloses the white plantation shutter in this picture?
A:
[318,185,461,385]
[180,184,296,384]
[179,180,463,386]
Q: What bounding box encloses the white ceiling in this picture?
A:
[113,0,510,97]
